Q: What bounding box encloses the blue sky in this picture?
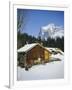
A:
[17,9,64,37]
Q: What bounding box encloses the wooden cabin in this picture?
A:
[17,43,51,67]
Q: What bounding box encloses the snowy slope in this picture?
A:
[51,30,64,39]
[17,54,64,80]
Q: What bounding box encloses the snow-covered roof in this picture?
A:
[45,47,64,55]
[17,43,38,53]
[17,43,52,53]
[45,47,57,52]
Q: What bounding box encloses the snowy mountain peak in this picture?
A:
[41,23,55,32]
[39,23,64,40]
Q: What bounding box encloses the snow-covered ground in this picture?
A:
[17,54,64,80]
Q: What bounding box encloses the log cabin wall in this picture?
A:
[26,45,45,65]
[44,49,51,62]
[26,45,51,65]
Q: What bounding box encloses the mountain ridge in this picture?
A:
[39,23,64,40]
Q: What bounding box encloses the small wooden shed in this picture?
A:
[17,43,51,67]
